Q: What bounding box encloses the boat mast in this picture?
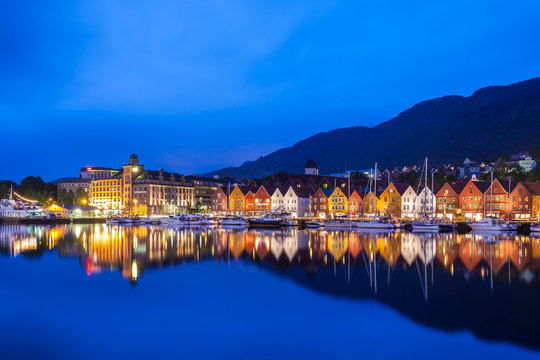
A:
[347,172,351,221]
[423,157,428,221]
[489,170,494,218]
[431,169,434,219]
[507,177,511,220]
[227,181,231,215]
[374,163,378,217]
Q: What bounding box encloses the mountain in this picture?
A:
[210,77,540,178]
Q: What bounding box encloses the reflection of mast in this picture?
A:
[227,232,230,268]
[489,242,494,291]
[347,245,350,283]
[374,234,377,294]
[431,237,434,286]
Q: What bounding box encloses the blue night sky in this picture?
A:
[2,1,540,181]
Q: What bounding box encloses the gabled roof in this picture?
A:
[290,186,315,198]
[392,183,411,196]
[317,187,334,198]
[449,179,468,194]
[520,182,540,195]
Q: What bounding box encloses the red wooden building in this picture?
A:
[459,180,489,220]
[483,178,515,219]
[435,179,467,220]
[313,187,333,218]
[211,187,228,213]
[254,185,272,214]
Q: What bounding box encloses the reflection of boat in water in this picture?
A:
[355,220,394,230]
[352,227,393,234]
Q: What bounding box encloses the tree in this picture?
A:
[58,189,75,205]
[76,187,88,205]
[18,176,57,204]
[350,171,367,179]
[397,172,421,186]
[0,180,17,198]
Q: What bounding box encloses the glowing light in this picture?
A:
[13,191,38,203]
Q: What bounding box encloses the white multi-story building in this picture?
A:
[271,186,287,211]
[415,186,437,218]
[400,186,417,218]
[282,187,313,218]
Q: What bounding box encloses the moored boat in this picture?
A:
[469,218,507,232]
[248,212,282,227]
[222,216,248,227]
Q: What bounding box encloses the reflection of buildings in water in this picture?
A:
[399,233,436,265]
[377,233,401,266]
[283,234,298,262]
[327,231,348,262]
[212,230,228,258]
[348,233,361,258]
[436,236,458,269]
[255,233,270,260]
[508,240,531,271]
[0,225,40,257]
[400,233,418,266]
[311,231,328,260]
[3,225,540,285]
[228,232,245,259]
[459,238,484,272]
[270,237,284,260]
[484,241,508,274]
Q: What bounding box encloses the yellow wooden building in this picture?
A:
[328,187,348,216]
[229,185,246,214]
[378,183,410,218]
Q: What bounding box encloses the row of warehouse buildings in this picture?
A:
[211,162,540,220]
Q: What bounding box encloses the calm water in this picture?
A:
[1,224,539,360]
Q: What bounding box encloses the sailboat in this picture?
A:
[356,163,394,230]
[469,171,507,232]
[412,158,439,232]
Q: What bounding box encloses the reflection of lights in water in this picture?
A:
[132,260,138,280]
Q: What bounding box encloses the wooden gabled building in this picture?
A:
[210,186,228,213]
[313,187,334,218]
[459,180,489,220]
[483,178,515,219]
[378,183,410,218]
[435,179,467,220]
[509,182,540,219]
